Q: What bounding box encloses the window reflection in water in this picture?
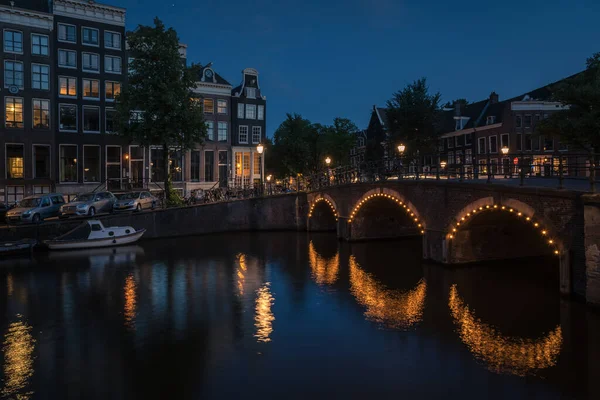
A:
[448,284,562,376]
[254,283,275,343]
[2,317,35,399]
[349,256,426,329]
[308,241,339,285]
[124,274,137,331]
[237,253,247,296]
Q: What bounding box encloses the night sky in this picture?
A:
[116,0,599,135]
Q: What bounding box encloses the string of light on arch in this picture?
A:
[446,204,561,256]
[348,193,425,234]
[308,198,338,221]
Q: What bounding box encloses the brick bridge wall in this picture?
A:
[307,180,587,301]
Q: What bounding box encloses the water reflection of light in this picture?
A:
[254,283,275,343]
[7,273,13,297]
[124,274,137,330]
[448,284,562,376]
[308,241,339,285]
[237,253,247,296]
[349,256,426,329]
[2,317,35,399]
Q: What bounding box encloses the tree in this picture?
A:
[386,78,442,156]
[318,117,359,166]
[115,18,206,205]
[442,98,469,109]
[535,53,600,152]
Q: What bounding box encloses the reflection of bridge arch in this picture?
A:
[349,256,426,329]
[448,284,562,376]
[445,197,563,256]
[348,188,425,232]
[308,241,339,285]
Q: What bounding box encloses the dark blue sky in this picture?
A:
[118,0,599,136]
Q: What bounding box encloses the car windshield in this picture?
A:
[18,198,42,208]
[73,194,95,202]
[117,193,140,200]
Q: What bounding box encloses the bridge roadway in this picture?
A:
[304,178,600,306]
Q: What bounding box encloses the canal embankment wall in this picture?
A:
[0,193,309,242]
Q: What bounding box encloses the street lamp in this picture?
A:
[325,156,331,166]
[257,144,264,195]
[501,146,509,155]
[440,161,447,169]
[397,144,406,154]
[501,146,509,178]
[266,174,272,195]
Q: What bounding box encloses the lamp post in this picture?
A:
[266,174,272,195]
[257,144,264,195]
[397,144,405,178]
[325,157,332,187]
[501,146,509,178]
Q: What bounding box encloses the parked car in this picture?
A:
[5,194,65,224]
[113,191,157,212]
[60,192,116,218]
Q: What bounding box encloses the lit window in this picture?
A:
[4,61,24,88]
[6,144,24,179]
[252,126,261,144]
[217,99,227,114]
[59,104,77,131]
[31,34,49,56]
[105,81,121,101]
[58,24,76,42]
[82,27,99,46]
[5,97,24,128]
[32,64,50,90]
[83,79,100,99]
[58,49,77,68]
[104,31,121,49]
[218,122,227,142]
[82,52,99,72]
[239,126,248,143]
[258,105,264,120]
[105,55,122,73]
[59,76,77,97]
[83,106,100,133]
[203,99,214,114]
[206,121,214,141]
[4,30,23,53]
[246,104,256,119]
[33,99,50,129]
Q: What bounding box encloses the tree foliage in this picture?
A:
[114,18,206,204]
[535,53,600,152]
[386,78,442,156]
[442,98,468,109]
[267,114,359,177]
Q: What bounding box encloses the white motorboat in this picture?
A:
[45,220,146,250]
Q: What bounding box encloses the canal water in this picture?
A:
[0,232,598,399]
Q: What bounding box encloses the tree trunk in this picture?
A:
[163,143,172,205]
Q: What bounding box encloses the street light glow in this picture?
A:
[440,161,447,169]
[325,156,331,165]
[397,144,406,154]
[257,144,264,154]
[501,146,509,155]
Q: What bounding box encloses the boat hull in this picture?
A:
[0,239,37,256]
[46,229,146,250]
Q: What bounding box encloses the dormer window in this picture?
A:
[455,119,462,131]
[486,116,496,125]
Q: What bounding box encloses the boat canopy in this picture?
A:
[55,221,102,240]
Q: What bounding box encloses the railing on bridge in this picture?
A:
[176,152,600,206]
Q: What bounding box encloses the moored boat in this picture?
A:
[45,220,145,250]
[0,239,37,256]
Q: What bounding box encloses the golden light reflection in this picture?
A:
[124,275,137,330]
[254,283,275,343]
[7,274,14,297]
[2,317,35,399]
[308,241,339,285]
[349,256,426,329]
[237,253,247,296]
[448,285,562,376]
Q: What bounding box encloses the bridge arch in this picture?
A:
[308,194,338,232]
[446,197,564,261]
[348,188,425,231]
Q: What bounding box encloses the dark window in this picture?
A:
[532,135,540,151]
[58,24,76,42]
[501,134,509,148]
[489,136,498,153]
[524,115,532,127]
[6,144,24,179]
[104,31,121,49]
[465,133,472,145]
[32,34,49,56]
[516,133,522,151]
[33,145,50,178]
[32,64,50,90]
[83,146,100,182]
[4,30,23,53]
[5,60,24,87]
[515,115,522,128]
[82,53,99,72]
[525,134,532,151]
[106,147,121,163]
[59,104,77,131]
[544,138,554,151]
[477,137,486,154]
[204,151,214,181]
[105,109,115,133]
[82,28,99,46]
[170,151,184,182]
[191,151,200,182]
[151,148,165,182]
[60,145,77,182]
[83,107,100,132]
[58,49,76,67]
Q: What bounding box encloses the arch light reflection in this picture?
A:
[124,274,137,331]
[308,241,340,285]
[2,317,35,399]
[448,284,562,376]
[349,256,426,329]
[254,283,275,343]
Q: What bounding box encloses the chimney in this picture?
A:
[454,101,462,116]
[489,91,499,104]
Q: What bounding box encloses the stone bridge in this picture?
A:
[305,180,600,305]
